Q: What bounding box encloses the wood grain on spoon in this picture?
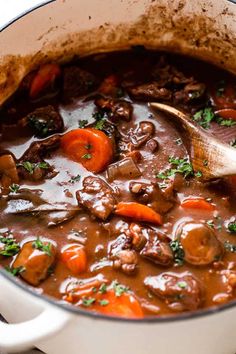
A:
[149,102,236,181]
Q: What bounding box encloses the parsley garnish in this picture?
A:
[227,222,236,233]
[170,240,185,266]
[28,116,54,137]
[215,117,236,127]
[224,241,236,253]
[99,299,109,306]
[9,184,20,193]
[195,171,202,178]
[94,119,106,130]
[99,283,107,294]
[5,266,25,276]
[69,174,81,183]
[192,107,215,129]
[32,238,52,256]
[82,297,96,307]
[0,235,20,257]
[157,156,193,180]
[78,119,88,128]
[113,281,129,297]
[177,281,187,289]
[82,153,92,159]
[18,161,49,174]
[206,220,214,229]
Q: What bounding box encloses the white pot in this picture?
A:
[1,1,236,353]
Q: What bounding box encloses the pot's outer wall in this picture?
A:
[0,0,236,106]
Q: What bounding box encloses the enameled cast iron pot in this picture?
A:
[1,1,236,353]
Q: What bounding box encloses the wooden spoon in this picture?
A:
[149,102,236,180]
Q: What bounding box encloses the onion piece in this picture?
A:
[106,157,141,182]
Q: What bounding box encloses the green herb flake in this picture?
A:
[82,153,92,160]
[99,283,107,294]
[227,222,236,233]
[192,107,215,129]
[215,117,236,127]
[94,119,106,130]
[113,281,129,297]
[156,156,194,180]
[206,220,214,229]
[99,299,109,306]
[18,161,49,174]
[195,171,202,178]
[69,174,81,183]
[9,184,20,193]
[0,235,20,257]
[170,240,185,266]
[177,281,187,289]
[5,266,25,276]
[78,120,88,128]
[224,241,236,253]
[81,297,96,307]
[32,237,52,256]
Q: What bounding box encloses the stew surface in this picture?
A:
[1,49,236,318]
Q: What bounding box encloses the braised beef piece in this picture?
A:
[146,138,159,153]
[174,82,206,104]
[17,135,60,181]
[63,66,98,102]
[127,83,172,102]
[19,105,64,138]
[129,121,155,148]
[144,272,203,311]
[76,176,117,220]
[108,233,138,274]
[129,181,174,214]
[13,240,57,286]
[95,96,133,122]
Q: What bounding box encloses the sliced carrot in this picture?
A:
[30,63,61,98]
[181,198,215,211]
[92,290,144,319]
[98,74,119,96]
[61,244,87,274]
[211,81,236,109]
[61,128,113,173]
[215,109,236,121]
[115,202,162,225]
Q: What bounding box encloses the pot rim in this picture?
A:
[1,267,236,323]
[2,0,236,325]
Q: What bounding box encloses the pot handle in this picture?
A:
[0,305,70,353]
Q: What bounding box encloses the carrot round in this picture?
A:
[181,198,215,211]
[92,290,144,319]
[61,128,113,173]
[115,202,162,225]
[61,244,87,274]
[30,63,61,98]
[215,109,236,121]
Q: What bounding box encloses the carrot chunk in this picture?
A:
[115,202,162,225]
[215,109,236,121]
[30,63,61,98]
[61,128,113,173]
[181,198,215,211]
[211,81,236,109]
[61,244,87,274]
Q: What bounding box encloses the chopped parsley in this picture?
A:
[99,283,107,294]
[82,153,92,160]
[0,235,20,257]
[177,281,187,289]
[78,119,88,128]
[224,241,236,253]
[9,183,20,193]
[28,116,54,137]
[32,238,52,256]
[93,111,105,121]
[69,174,81,183]
[94,119,106,130]
[195,171,202,178]
[99,299,109,306]
[192,107,215,129]
[5,266,25,276]
[82,297,96,307]
[157,156,193,180]
[215,117,236,127]
[113,281,129,297]
[206,220,214,229]
[18,161,49,174]
[170,240,185,266]
[227,222,236,233]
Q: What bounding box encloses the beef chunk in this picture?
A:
[13,240,57,286]
[146,138,159,153]
[76,176,116,220]
[144,272,203,312]
[127,121,155,148]
[174,82,206,104]
[63,66,98,102]
[108,233,138,274]
[19,105,64,138]
[95,96,133,122]
[127,83,172,102]
[18,135,60,181]
[129,181,174,214]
